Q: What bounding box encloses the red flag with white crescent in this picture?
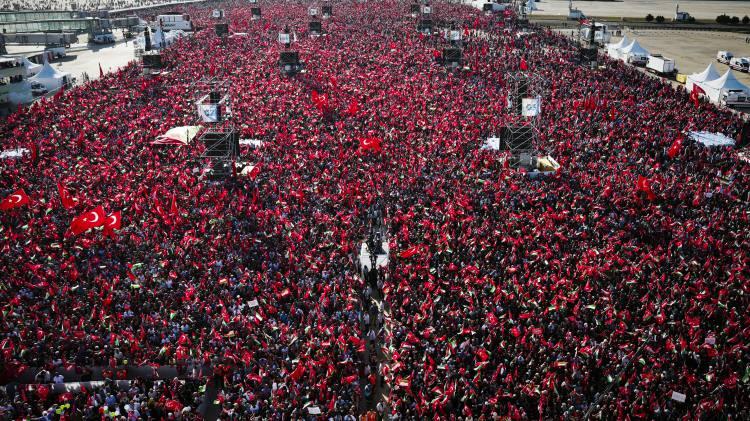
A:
[359,137,382,152]
[57,182,78,210]
[103,211,122,237]
[70,206,106,235]
[0,189,31,211]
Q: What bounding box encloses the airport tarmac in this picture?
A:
[609,29,750,85]
[535,0,750,20]
[6,29,137,84]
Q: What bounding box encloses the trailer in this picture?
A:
[646,54,676,75]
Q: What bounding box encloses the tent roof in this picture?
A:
[702,69,750,92]
[21,56,41,70]
[608,35,629,50]
[619,40,648,55]
[32,61,68,80]
[689,62,721,82]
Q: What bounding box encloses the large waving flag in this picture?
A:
[0,189,30,211]
[359,137,382,153]
[70,206,106,235]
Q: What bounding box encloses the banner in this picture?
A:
[522,97,541,117]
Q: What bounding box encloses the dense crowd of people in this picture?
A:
[1,0,173,12]
[1,0,748,419]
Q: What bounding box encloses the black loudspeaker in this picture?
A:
[417,19,433,31]
[251,7,260,17]
[209,91,221,104]
[482,3,493,12]
[580,47,597,62]
[443,48,461,63]
[309,21,322,33]
[740,121,750,147]
[280,51,300,66]
[144,28,152,51]
[322,6,332,16]
[215,23,229,36]
[142,52,162,68]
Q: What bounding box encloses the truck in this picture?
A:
[729,57,749,73]
[646,54,676,75]
[720,90,750,108]
[154,13,193,32]
[90,32,115,44]
[716,51,733,64]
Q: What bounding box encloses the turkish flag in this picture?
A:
[346,98,359,116]
[103,211,122,237]
[170,194,179,216]
[636,176,657,201]
[249,163,261,180]
[667,135,683,159]
[691,85,705,107]
[399,245,422,259]
[70,206,106,235]
[0,189,31,211]
[359,137,382,152]
[57,182,78,209]
[520,58,528,71]
[290,362,305,382]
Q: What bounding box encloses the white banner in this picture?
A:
[197,104,219,123]
[522,97,541,117]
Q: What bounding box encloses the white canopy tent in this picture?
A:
[606,35,629,58]
[29,61,70,91]
[617,40,649,62]
[696,69,750,104]
[21,56,42,76]
[686,63,721,93]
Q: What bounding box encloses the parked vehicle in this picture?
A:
[721,90,750,107]
[716,51,733,64]
[90,32,115,44]
[729,57,749,73]
[646,54,676,75]
[44,46,66,59]
[30,81,48,96]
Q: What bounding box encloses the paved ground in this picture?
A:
[531,0,750,20]
[609,29,750,85]
[6,29,137,84]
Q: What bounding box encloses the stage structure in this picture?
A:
[444,21,462,47]
[141,51,163,76]
[578,22,600,68]
[441,48,463,70]
[501,71,545,169]
[192,78,241,179]
[417,1,433,34]
[278,28,303,75]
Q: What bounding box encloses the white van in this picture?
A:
[716,51,733,64]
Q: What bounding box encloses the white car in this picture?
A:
[716,50,733,64]
[729,57,749,73]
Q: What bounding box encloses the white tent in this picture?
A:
[29,61,70,91]
[617,40,649,62]
[697,69,750,104]
[686,63,721,93]
[21,56,42,76]
[606,35,629,58]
